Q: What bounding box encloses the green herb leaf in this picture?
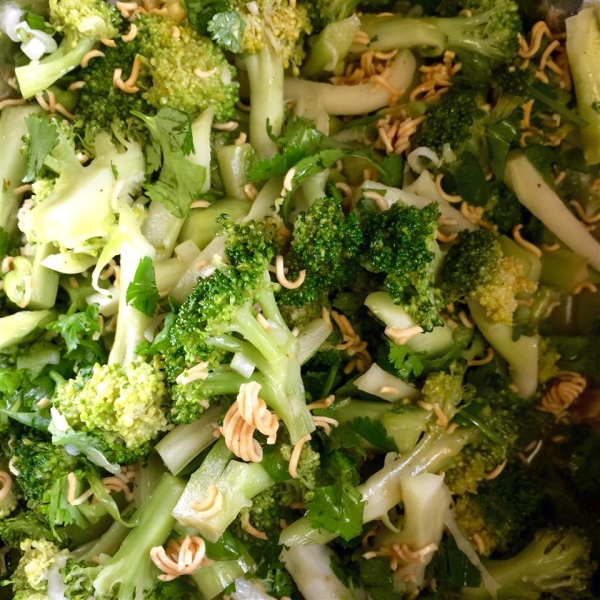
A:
[379,153,403,188]
[126,257,159,317]
[208,10,246,53]
[132,107,206,217]
[48,304,102,353]
[305,451,364,541]
[22,114,59,183]
[184,0,230,33]
[347,416,398,452]
[389,342,425,379]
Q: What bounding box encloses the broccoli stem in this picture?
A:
[71,519,131,562]
[15,37,97,99]
[3,244,59,310]
[505,151,600,272]
[217,143,255,201]
[155,406,221,475]
[468,300,539,398]
[566,7,600,165]
[172,438,275,542]
[365,292,455,358]
[284,49,417,115]
[353,363,422,402]
[376,474,450,593]
[93,473,186,600]
[0,104,40,255]
[540,248,589,293]
[280,427,475,546]
[349,15,446,56]
[190,543,255,599]
[0,309,57,351]
[105,204,156,366]
[296,317,334,365]
[282,545,359,600]
[244,45,284,159]
[301,14,361,78]
[332,398,431,453]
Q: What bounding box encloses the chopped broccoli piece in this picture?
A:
[359,201,442,332]
[10,537,69,600]
[280,196,364,307]
[441,229,536,326]
[15,0,122,99]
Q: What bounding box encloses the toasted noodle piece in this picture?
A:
[518,21,553,59]
[150,536,210,581]
[234,132,247,145]
[460,202,484,224]
[0,98,26,110]
[13,184,32,195]
[192,485,224,517]
[244,183,258,200]
[363,190,388,210]
[289,434,311,478]
[212,121,238,131]
[542,242,561,252]
[275,255,306,289]
[321,306,333,330]
[306,394,335,411]
[67,473,94,506]
[194,67,217,79]
[219,403,263,462]
[432,403,448,427]
[122,23,138,42]
[240,512,268,540]
[363,542,439,571]
[236,381,279,443]
[0,472,12,502]
[81,50,105,68]
[282,167,296,193]
[313,416,339,435]
[484,460,507,480]
[100,37,116,47]
[458,311,474,329]
[540,371,587,419]
[573,281,597,294]
[176,361,209,385]
[190,200,211,209]
[385,325,423,345]
[570,200,600,224]
[437,230,458,243]
[512,224,542,257]
[467,347,495,367]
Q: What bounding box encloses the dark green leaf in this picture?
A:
[444,151,490,207]
[487,113,521,180]
[347,417,397,452]
[379,153,403,188]
[389,342,425,380]
[305,451,364,541]
[358,557,404,600]
[126,256,159,317]
[22,113,59,182]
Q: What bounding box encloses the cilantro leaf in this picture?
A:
[305,451,364,541]
[389,342,425,380]
[379,153,403,188]
[132,107,206,217]
[22,113,59,182]
[48,304,102,353]
[208,10,246,53]
[126,257,159,318]
[184,0,231,33]
[359,557,405,600]
[347,416,397,452]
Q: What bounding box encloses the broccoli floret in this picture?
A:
[359,202,442,332]
[53,360,169,454]
[0,511,55,548]
[464,528,596,599]
[280,196,364,307]
[412,85,487,155]
[138,14,238,122]
[355,0,521,67]
[207,0,312,157]
[15,0,122,99]
[166,217,315,443]
[454,462,544,556]
[441,229,536,326]
[11,538,69,600]
[537,336,561,384]
[483,181,525,235]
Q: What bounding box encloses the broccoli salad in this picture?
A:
[0,0,598,598]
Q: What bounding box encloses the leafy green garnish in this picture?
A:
[126,257,159,318]
[132,107,206,217]
[208,10,246,53]
[347,416,397,452]
[22,113,59,183]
